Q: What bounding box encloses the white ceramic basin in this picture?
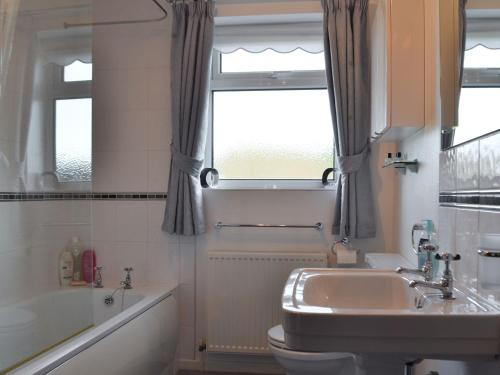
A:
[282,268,500,359]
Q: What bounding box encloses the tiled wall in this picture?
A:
[0,6,93,306]
[90,0,179,287]
[439,130,500,310]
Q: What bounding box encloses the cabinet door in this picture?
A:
[369,0,390,139]
[390,0,425,129]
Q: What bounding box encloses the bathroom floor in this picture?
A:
[178,372,277,375]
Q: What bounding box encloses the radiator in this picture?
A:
[206,251,327,354]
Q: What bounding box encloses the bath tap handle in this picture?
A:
[121,267,134,289]
[94,266,104,288]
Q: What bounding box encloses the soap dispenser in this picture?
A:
[68,236,84,282]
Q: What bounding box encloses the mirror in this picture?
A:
[441,0,500,149]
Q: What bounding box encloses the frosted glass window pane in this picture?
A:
[56,98,92,182]
[213,90,333,180]
[221,49,325,73]
[463,45,500,68]
[456,88,500,144]
[64,60,92,82]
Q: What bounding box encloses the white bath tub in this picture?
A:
[4,285,178,375]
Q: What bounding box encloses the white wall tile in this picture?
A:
[456,141,479,191]
[115,202,149,242]
[148,150,170,192]
[439,148,456,192]
[454,208,479,293]
[147,67,171,110]
[147,243,179,285]
[147,110,171,151]
[91,202,117,241]
[92,240,118,286]
[147,201,173,245]
[114,242,148,287]
[479,132,500,191]
[93,110,149,152]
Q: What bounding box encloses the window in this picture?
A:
[52,60,92,183]
[63,60,92,82]
[55,98,92,182]
[209,48,334,188]
[456,45,500,145]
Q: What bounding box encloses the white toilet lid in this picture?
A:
[267,325,354,361]
[268,325,286,349]
[0,308,36,332]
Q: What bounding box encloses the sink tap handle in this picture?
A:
[421,243,439,253]
[435,253,461,262]
[435,253,461,276]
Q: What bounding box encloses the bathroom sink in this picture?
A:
[282,268,500,359]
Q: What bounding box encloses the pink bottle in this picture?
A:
[81,249,97,284]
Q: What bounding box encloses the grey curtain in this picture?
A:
[322,0,375,239]
[162,0,214,235]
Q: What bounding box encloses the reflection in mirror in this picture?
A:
[442,0,500,149]
[0,1,94,369]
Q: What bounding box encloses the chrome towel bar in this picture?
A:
[215,222,323,231]
[478,249,500,258]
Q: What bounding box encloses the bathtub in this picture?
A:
[4,285,178,375]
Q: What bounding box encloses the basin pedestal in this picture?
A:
[354,355,411,375]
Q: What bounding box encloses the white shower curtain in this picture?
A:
[0,0,20,97]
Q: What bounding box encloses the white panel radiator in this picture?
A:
[207,251,327,354]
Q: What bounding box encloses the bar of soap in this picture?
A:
[335,243,357,265]
[70,281,88,287]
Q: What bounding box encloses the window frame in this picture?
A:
[206,50,335,190]
[48,62,92,186]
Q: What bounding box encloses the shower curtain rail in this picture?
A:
[215,222,324,231]
[64,0,170,29]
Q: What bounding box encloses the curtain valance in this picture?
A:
[213,21,324,53]
[466,18,500,50]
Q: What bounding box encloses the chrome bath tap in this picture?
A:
[94,266,104,288]
[409,253,461,300]
[120,267,134,289]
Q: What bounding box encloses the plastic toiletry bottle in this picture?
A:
[69,236,84,282]
[424,220,440,278]
[59,247,74,287]
[416,220,431,270]
[416,219,438,274]
[81,249,97,284]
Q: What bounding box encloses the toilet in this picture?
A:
[268,325,355,375]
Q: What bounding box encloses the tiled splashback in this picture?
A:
[439,130,500,309]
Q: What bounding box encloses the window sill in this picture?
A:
[205,180,336,191]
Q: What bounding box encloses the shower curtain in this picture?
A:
[162,0,214,235]
[322,0,376,239]
[0,0,19,97]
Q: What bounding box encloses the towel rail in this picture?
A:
[215,222,323,231]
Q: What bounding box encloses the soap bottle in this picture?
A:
[81,249,97,284]
[59,247,74,287]
[69,236,84,282]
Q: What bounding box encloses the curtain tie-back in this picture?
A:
[171,147,204,177]
[337,144,369,175]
